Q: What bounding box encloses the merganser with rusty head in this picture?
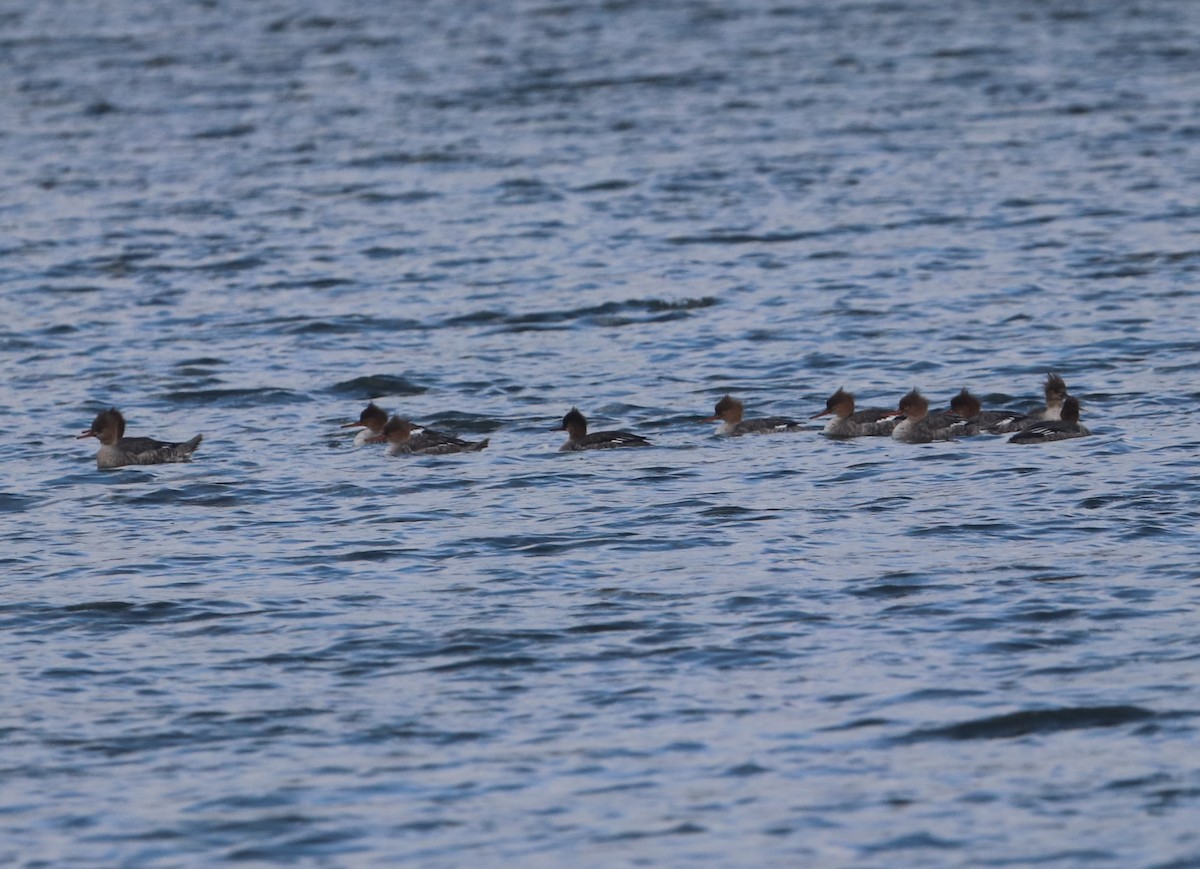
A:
[948,388,996,434]
[811,388,899,438]
[370,415,489,456]
[702,395,804,436]
[1008,396,1091,443]
[891,389,960,443]
[927,388,983,437]
[341,401,389,446]
[978,373,1069,433]
[77,408,202,469]
[554,407,651,451]
[948,387,1043,435]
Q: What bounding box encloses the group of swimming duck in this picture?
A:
[76,373,1090,468]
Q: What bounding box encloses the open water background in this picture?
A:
[3,0,1200,865]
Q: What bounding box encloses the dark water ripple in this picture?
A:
[3,0,1200,865]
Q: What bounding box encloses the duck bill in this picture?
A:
[700,414,720,423]
[340,421,364,428]
[76,429,97,439]
[809,409,832,419]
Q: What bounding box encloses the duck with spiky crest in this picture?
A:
[978,373,1070,433]
[890,389,962,443]
[369,415,489,456]
[1009,397,1092,443]
[341,401,389,446]
[553,408,650,451]
[77,408,202,469]
[702,395,804,437]
[810,388,900,438]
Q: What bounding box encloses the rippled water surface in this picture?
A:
[4,0,1200,865]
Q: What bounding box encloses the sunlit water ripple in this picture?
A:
[3,0,1200,865]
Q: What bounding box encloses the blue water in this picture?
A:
[3,0,1200,865]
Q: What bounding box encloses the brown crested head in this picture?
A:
[950,387,981,418]
[343,401,388,431]
[1061,396,1081,424]
[705,394,744,423]
[1044,373,1068,405]
[812,387,854,419]
[382,415,415,442]
[897,388,928,419]
[360,401,388,432]
[78,407,125,444]
[554,407,588,439]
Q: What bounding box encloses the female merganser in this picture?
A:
[979,373,1069,432]
[371,415,489,456]
[897,387,982,437]
[554,407,651,451]
[341,401,389,446]
[702,395,803,436]
[1030,373,1069,421]
[810,388,899,438]
[77,408,202,469]
[891,389,959,443]
[949,387,1033,435]
[1008,396,1091,443]
[948,388,991,433]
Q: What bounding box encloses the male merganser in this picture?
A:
[554,407,651,451]
[810,388,899,438]
[891,389,959,443]
[702,395,804,436]
[77,408,202,469]
[979,373,1069,432]
[341,401,389,446]
[1008,396,1091,443]
[371,415,489,456]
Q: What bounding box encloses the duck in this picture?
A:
[702,395,804,436]
[341,401,389,446]
[980,373,1069,433]
[891,389,960,443]
[554,407,651,451]
[1008,396,1092,443]
[810,388,900,438]
[77,408,202,469]
[371,415,489,456]
[948,388,1000,434]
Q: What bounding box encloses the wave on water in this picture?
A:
[328,375,427,397]
[894,705,1162,743]
[442,296,719,331]
[163,388,309,407]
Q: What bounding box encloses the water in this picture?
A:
[3,0,1200,865]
